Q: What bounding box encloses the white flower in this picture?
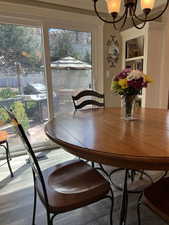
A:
[127,74,135,81]
[127,70,143,81]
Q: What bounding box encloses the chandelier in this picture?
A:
[93,0,169,30]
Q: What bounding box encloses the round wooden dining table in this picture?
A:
[45,108,169,224]
[45,108,169,170]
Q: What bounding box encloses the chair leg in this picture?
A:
[32,182,37,225]
[119,169,129,225]
[47,212,53,225]
[6,141,12,160]
[137,192,143,225]
[49,214,57,225]
[109,188,114,225]
[4,142,13,177]
[110,194,114,225]
[139,170,144,180]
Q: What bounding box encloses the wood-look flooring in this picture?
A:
[0,149,167,225]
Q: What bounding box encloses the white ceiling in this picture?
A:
[38,0,102,11]
[37,0,166,13]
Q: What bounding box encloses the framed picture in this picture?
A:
[126,36,144,59]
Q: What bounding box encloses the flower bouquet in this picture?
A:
[111,68,152,120]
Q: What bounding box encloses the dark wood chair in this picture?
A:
[138,176,169,225]
[0,130,13,177]
[72,90,105,110]
[2,106,114,225]
[72,90,105,167]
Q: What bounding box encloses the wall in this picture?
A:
[145,23,164,108]
[159,8,169,109]
[103,24,121,107]
[144,8,169,109]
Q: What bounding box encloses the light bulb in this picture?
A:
[141,0,155,10]
[106,0,121,14]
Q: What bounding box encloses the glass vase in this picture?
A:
[121,95,136,120]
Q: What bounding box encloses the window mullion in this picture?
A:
[42,23,54,120]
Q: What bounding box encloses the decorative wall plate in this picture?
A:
[107,35,120,68]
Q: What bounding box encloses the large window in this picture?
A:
[0,23,49,153]
[48,28,92,113]
[0,14,100,156]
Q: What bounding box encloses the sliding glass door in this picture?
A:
[48,28,92,113]
[0,23,49,153]
[0,22,94,156]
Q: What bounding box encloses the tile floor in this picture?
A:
[0,149,167,225]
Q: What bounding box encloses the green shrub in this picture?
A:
[0,88,18,99]
[0,89,29,131]
[26,101,37,117]
[0,107,9,123]
[10,101,29,132]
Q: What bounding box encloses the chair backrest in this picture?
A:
[72,90,105,110]
[0,104,50,208]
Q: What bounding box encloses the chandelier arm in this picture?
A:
[111,7,128,23]
[131,6,147,29]
[131,14,146,29]
[120,8,129,30]
[134,0,137,13]
[133,0,169,22]
[93,0,127,24]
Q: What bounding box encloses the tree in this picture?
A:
[49,29,92,63]
[49,30,75,60]
[0,24,42,71]
[84,51,91,64]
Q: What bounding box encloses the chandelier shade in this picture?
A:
[141,0,155,10]
[106,0,121,13]
[93,0,169,30]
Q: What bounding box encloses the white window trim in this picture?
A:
[0,2,104,119]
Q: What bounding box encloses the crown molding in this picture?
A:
[0,0,96,16]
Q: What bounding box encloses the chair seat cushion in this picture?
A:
[0,131,8,144]
[36,159,110,213]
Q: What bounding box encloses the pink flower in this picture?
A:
[128,77,143,89]
[117,68,131,79]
